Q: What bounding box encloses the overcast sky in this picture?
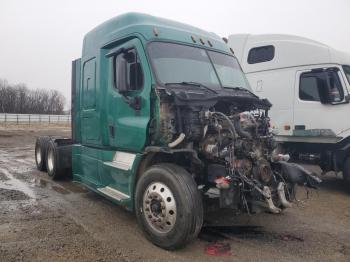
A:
[0,0,349,107]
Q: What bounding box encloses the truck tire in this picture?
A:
[46,140,65,180]
[35,137,50,171]
[342,157,350,184]
[135,163,203,250]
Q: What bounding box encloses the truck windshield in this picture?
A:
[343,65,350,84]
[148,42,252,91]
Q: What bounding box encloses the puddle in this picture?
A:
[52,186,70,195]
[0,167,35,199]
[31,178,87,195]
[57,181,88,193]
[32,178,48,188]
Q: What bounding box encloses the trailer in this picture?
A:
[228,34,350,182]
[34,14,319,250]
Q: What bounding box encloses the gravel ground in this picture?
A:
[0,127,349,262]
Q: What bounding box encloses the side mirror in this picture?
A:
[117,58,128,93]
[317,86,330,104]
[316,78,331,104]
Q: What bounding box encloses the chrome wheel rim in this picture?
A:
[35,147,42,165]
[143,182,177,233]
[47,148,54,172]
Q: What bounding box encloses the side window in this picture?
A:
[299,72,321,101]
[247,45,275,64]
[114,49,144,91]
[299,69,344,103]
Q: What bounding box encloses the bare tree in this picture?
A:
[0,79,66,114]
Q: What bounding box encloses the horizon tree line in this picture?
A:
[0,78,66,115]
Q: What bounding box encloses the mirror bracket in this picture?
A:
[345,94,350,103]
[121,95,141,111]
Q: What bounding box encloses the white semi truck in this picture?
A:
[228,34,350,182]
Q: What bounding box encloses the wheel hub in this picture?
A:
[143,182,176,233]
[150,199,162,214]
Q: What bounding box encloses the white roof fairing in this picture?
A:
[228,34,350,73]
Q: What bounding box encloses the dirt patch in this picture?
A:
[0,134,13,137]
[199,225,304,243]
[0,188,29,201]
[0,173,9,181]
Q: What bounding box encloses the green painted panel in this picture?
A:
[105,38,152,152]
[72,144,141,210]
[82,59,96,109]
[81,58,101,143]
[82,13,229,57]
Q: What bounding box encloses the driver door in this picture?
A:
[106,38,152,152]
[293,67,349,137]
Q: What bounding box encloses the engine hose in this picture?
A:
[233,116,252,139]
[168,133,186,148]
[212,111,237,140]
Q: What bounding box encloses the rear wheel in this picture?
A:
[35,137,50,171]
[135,163,203,250]
[342,157,350,183]
[46,140,65,180]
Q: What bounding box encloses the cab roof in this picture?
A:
[82,12,229,57]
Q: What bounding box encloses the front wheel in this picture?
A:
[135,163,203,250]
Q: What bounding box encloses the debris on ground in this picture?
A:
[204,242,232,256]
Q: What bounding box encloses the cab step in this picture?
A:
[97,186,130,201]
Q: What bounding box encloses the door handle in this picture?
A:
[109,125,115,138]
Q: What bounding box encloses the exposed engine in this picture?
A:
[154,84,320,214]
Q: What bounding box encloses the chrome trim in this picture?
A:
[97,186,130,201]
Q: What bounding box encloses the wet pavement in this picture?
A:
[0,127,350,262]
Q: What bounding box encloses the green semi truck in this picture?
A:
[34,13,320,249]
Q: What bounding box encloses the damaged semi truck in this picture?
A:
[34,13,319,249]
